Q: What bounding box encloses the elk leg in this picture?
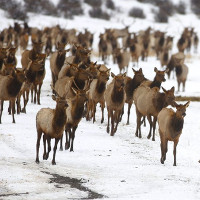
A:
[70,126,77,152]
[107,108,110,133]
[31,86,34,103]
[119,105,124,122]
[36,129,42,163]
[34,85,37,104]
[8,101,11,115]
[65,129,71,150]
[43,134,47,160]
[37,84,42,105]
[173,141,178,166]
[92,102,96,123]
[100,102,105,124]
[147,115,152,139]
[16,96,21,114]
[11,100,15,123]
[46,136,51,160]
[52,138,60,165]
[113,111,121,135]
[59,134,63,151]
[0,100,4,124]
[110,110,115,136]
[126,103,132,125]
[183,80,186,92]
[160,137,167,164]
[177,81,181,92]
[152,116,157,141]
[135,109,142,138]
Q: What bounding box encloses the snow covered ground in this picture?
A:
[1,1,200,199]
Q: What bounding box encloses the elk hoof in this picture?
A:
[35,159,39,164]
[107,127,110,134]
[52,161,56,165]
[65,143,70,150]
[173,163,176,166]
[147,135,151,139]
[60,147,63,151]
[160,158,164,164]
[152,137,155,141]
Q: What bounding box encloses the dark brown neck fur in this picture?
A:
[150,78,162,89]
[96,80,106,94]
[170,114,184,138]
[111,86,124,104]
[52,106,67,132]
[56,52,66,71]
[7,77,23,97]
[152,93,167,113]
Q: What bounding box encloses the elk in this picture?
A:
[104,72,126,136]
[50,48,70,87]
[154,31,166,58]
[60,87,88,151]
[31,53,47,104]
[158,101,190,166]
[133,86,175,141]
[86,68,110,123]
[159,46,170,68]
[129,38,142,66]
[98,33,113,62]
[58,62,78,79]
[113,48,131,73]
[21,41,43,69]
[54,67,92,99]
[123,68,146,125]
[193,32,199,53]
[16,58,45,114]
[1,47,18,75]
[166,52,185,79]
[141,67,166,89]
[175,63,188,92]
[0,47,8,70]
[36,94,68,165]
[0,68,26,123]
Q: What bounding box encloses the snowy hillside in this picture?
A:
[1,0,200,200]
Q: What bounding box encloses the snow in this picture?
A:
[1,1,200,199]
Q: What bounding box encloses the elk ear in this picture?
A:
[139,68,142,73]
[161,87,167,93]
[122,72,126,77]
[71,86,78,95]
[65,48,70,53]
[106,68,111,73]
[132,68,136,73]
[170,86,175,93]
[52,95,57,101]
[184,101,190,108]
[154,67,158,72]
[111,72,115,78]
[165,68,169,73]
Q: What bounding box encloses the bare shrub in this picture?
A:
[106,0,115,10]
[129,7,146,19]
[0,0,27,20]
[191,0,200,15]
[84,0,102,7]
[24,0,57,16]
[175,1,186,15]
[57,0,83,18]
[89,7,110,20]
[154,8,168,23]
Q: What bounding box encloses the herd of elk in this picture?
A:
[0,22,194,166]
